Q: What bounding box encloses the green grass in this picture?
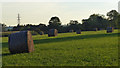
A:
[1,30,119,66]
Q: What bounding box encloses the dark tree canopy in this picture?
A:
[107,10,120,28]
[82,14,108,30]
[107,10,119,20]
[49,16,61,25]
[48,16,62,32]
[67,20,82,31]
[0,23,6,32]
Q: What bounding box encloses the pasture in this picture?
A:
[1,30,119,66]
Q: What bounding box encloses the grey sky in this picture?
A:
[2,2,118,26]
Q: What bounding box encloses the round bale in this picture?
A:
[39,31,44,35]
[76,30,81,34]
[93,28,98,31]
[106,27,114,33]
[69,30,74,32]
[8,31,34,54]
[48,29,58,37]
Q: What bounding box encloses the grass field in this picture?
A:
[1,30,119,66]
[0,31,19,37]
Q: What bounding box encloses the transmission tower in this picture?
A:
[17,13,21,26]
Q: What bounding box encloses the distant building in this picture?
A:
[5,26,13,31]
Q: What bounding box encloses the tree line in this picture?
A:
[1,10,120,33]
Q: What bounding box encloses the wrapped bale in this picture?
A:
[48,29,58,37]
[69,30,74,32]
[39,31,44,35]
[93,28,98,31]
[8,31,34,54]
[106,27,114,33]
[76,30,81,34]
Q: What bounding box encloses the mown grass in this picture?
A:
[1,30,119,66]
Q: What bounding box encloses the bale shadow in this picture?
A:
[34,33,119,44]
[1,53,16,57]
[2,42,8,48]
[2,53,11,56]
[2,52,30,57]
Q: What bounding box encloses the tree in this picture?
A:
[82,14,108,30]
[67,20,82,31]
[114,14,120,28]
[107,10,119,28]
[0,23,6,32]
[48,16,62,32]
[36,23,48,33]
[13,25,25,31]
[118,14,120,28]
[48,16,61,28]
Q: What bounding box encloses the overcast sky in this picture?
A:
[1,0,119,26]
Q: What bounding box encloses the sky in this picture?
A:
[1,0,119,26]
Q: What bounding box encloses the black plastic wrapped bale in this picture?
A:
[48,29,58,37]
[69,30,74,32]
[8,31,34,54]
[76,30,81,34]
[39,31,44,35]
[93,28,98,31]
[107,27,114,33]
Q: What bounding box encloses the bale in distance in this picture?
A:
[39,31,44,35]
[93,28,98,31]
[106,27,114,33]
[31,31,38,35]
[48,29,58,37]
[8,31,34,54]
[76,30,81,34]
[69,30,74,33]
